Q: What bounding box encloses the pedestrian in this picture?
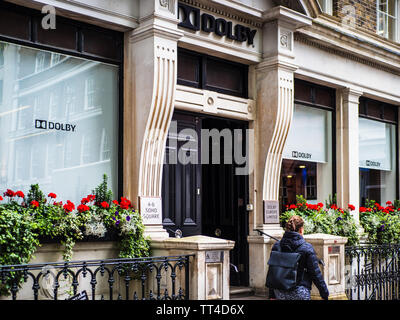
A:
[271,215,329,300]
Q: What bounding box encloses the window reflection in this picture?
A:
[0,41,119,204]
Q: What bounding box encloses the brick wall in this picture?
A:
[333,0,377,33]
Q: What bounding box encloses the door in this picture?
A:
[161,111,249,286]
[201,117,249,287]
[162,112,202,236]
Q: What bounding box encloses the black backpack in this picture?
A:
[265,242,305,291]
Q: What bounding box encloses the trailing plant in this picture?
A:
[0,206,40,296]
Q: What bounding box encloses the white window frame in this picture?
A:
[84,76,97,110]
[317,0,333,15]
[377,0,399,42]
[49,91,58,121]
[35,52,46,73]
[50,53,61,66]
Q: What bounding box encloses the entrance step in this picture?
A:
[229,286,268,300]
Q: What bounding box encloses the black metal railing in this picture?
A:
[0,255,193,300]
[345,244,400,300]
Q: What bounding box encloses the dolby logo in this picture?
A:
[35,119,76,132]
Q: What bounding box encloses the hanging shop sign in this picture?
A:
[178,2,257,46]
[139,196,163,225]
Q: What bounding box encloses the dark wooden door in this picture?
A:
[201,117,249,287]
[162,112,202,236]
[162,111,249,286]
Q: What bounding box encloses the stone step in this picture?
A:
[229,286,255,298]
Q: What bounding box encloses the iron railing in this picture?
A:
[0,255,193,300]
[345,244,400,300]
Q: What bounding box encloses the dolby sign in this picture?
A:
[35,119,76,132]
[178,3,257,46]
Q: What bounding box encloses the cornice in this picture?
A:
[295,21,400,76]
[5,0,139,31]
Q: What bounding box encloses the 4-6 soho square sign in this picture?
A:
[35,119,77,132]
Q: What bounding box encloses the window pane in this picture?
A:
[0,41,119,204]
[206,58,244,93]
[359,119,396,205]
[281,104,333,210]
[283,104,332,163]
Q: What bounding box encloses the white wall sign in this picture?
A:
[139,197,163,225]
[263,200,279,224]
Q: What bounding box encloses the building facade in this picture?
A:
[0,0,399,296]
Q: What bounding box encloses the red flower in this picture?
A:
[0,195,3,201]
[87,195,96,202]
[339,209,344,214]
[386,201,393,206]
[289,204,297,210]
[63,200,75,213]
[15,191,25,198]
[54,201,63,207]
[81,197,89,204]
[101,201,109,209]
[359,207,367,213]
[30,200,39,208]
[112,200,119,205]
[48,193,57,199]
[330,204,338,210]
[348,204,355,211]
[120,197,132,210]
[4,189,15,197]
[317,203,324,208]
[375,203,380,207]
[77,204,90,213]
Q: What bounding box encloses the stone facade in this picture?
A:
[333,0,377,33]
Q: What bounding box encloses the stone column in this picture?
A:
[336,88,363,225]
[124,0,183,239]
[151,236,235,300]
[304,233,348,300]
[248,6,312,294]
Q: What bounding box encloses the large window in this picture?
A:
[359,98,398,206]
[377,0,399,41]
[280,80,335,211]
[0,41,119,204]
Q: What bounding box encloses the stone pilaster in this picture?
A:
[248,6,312,294]
[124,0,183,239]
[336,87,363,225]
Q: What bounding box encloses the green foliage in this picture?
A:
[0,208,40,296]
[325,194,337,208]
[0,176,151,296]
[26,184,46,206]
[92,174,113,205]
[359,199,400,244]
[281,195,360,246]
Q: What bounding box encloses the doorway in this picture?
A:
[161,110,249,286]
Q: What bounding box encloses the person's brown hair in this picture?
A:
[285,215,304,233]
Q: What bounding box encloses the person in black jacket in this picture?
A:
[271,215,329,300]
